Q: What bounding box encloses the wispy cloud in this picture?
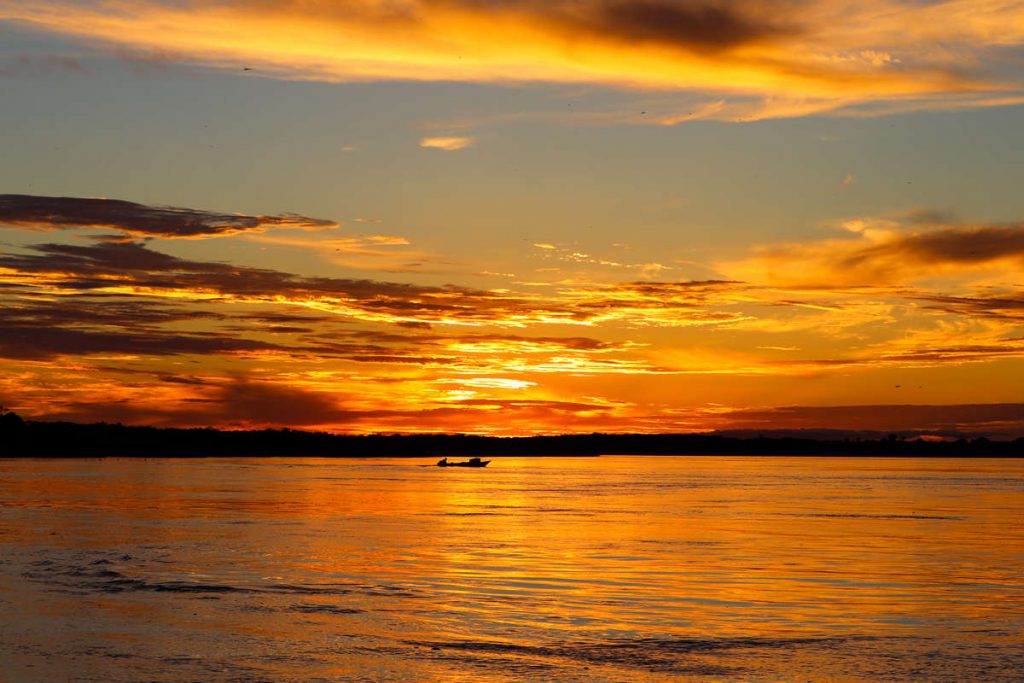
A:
[245,232,438,272]
[533,242,675,278]
[420,136,474,151]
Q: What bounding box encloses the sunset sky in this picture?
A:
[2,0,1024,436]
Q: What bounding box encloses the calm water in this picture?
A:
[1,456,1022,682]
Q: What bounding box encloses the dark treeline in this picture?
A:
[1,410,1021,457]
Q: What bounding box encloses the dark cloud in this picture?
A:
[847,224,1024,268]
[0,240,451,296]
[159,375,213,386]
[454,333,624,351]
[0,277,645,367]
[914,292,1024,321]
[616,280,741,292]
[240,311,337,324]
[213,378,352,426]
[0,242,762,330]
[0,296,289,361]
[0,241,552,324]
[716,403,1024,437]
[338,330,628,352]
[729,219,1024,287]
[571,280,742,300]
[778,338,1024,369]
[587,1,784,50]
[25,377,359,428]
[21,368,616,429]
[0,297,224,328]
[0,294,451,364]
[449,0,789,52]
[264,325,315,334]
[0,194,337,238]
[0,322,282,361]
[289,329,650,368]
[887,343,1024,364]
[329,353,456,365]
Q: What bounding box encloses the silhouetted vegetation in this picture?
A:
[0,411,1021,458]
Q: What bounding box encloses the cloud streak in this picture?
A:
[4,1,1024,119]
[0,240,755,329]
[722,215,1024,287]
[420,136,473,151]
[710,402,1024,436]
[0,194,337,239]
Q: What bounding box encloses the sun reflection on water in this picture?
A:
[0,456,1022,682]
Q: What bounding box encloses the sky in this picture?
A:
[1,0,1024,437]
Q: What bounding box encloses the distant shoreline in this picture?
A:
[2,415,1021,458]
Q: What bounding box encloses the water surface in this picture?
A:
[1,456,1022,681]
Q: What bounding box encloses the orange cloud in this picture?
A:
[721,215,1024,287]
[5,195,1024,434]
[420,136,474,151]
[4,1,1024,120]
[0,239,758,329]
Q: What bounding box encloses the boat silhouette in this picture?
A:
[436,457,490,468]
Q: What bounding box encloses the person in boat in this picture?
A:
[437,457,448,466]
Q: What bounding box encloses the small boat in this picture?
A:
[437,457,490,468]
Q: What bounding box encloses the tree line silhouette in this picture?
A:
[1,409,1020,457]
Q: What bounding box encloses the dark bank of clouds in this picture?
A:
[0,194,337,238]
[0,322,283,360]
[717,403,1024,436]
[0,298,266,360]
[0,296,287,361]
[0,298,225,327]
[0,294,405,364]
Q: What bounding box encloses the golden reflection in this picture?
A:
[2,457,1022,681]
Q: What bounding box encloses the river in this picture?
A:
[1,456,1021,682]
